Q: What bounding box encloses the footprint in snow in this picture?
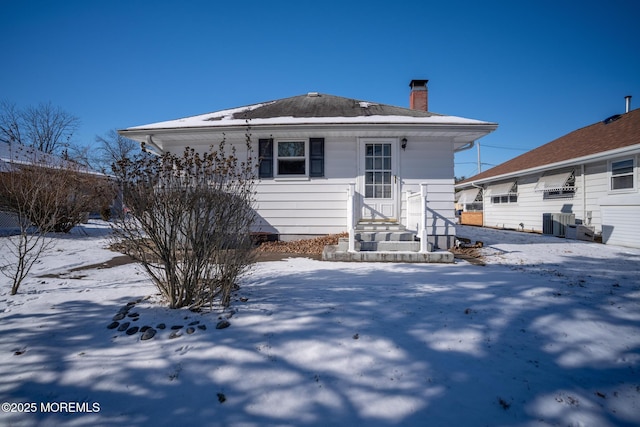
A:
[175,345,193,355]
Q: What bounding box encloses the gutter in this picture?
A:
[121,122,498,137]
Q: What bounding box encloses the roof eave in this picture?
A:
[120,121,498,144]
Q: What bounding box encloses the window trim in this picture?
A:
[609,157,636,192]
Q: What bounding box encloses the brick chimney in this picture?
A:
[409,79,429,111]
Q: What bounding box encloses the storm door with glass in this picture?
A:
[359,139,399,221]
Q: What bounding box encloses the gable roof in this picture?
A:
[122,93,495,131]
[458,108,640,185]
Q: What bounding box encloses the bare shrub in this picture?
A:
[111,138,257,309]
[0,144,117,294]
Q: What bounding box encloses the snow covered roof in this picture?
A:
[123,93,496,132]
[0,141,57,171]
[0,141,106,176]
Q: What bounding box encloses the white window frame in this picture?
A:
[275,139,309,178]
[491,194,518,204]
[609,157,636,192]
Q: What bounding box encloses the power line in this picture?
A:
[480,144,530,151]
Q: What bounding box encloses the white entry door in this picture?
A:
[359,138,399,221]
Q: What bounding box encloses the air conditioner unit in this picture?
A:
[554,213,575,237]
[543,213,575,237]
[543,213,553,235]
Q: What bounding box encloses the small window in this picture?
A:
[611,158,634,190]
[490,182,517,204]
[492,195,518,204]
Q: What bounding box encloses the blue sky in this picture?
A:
[1,0,639,178]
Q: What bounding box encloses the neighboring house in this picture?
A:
[0,141,118,231]
[0,141,55,230]
[456,102,640,248]
[119,80,497,261]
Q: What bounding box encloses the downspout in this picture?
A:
[456,141,480,226]
[581,163,587,226]
[145,135,163,155]
[471,181,485,227]
[454,141,475,153]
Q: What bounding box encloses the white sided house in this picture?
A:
[456,101,640,249]
[120,81,497,262]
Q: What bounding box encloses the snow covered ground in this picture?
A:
[1,221,639,427]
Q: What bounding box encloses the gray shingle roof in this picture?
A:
[213,93,442,121]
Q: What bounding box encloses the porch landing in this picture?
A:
[322,222,454,263]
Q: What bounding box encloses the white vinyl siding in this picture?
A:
[254,181,350,235]
[400,138,457,247]
[600,194,640,248]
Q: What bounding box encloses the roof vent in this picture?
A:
[358,101,377,108]
[603,114,622,125]
[307,92,320,97]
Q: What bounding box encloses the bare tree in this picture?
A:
[111,137,257,309]
[23,102,80,154]
[0,101,23,145]
[0,100,80,155]
[95,129,140,173]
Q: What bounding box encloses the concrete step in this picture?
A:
[337,237,359,252]
[355,222,406,232]
[355,231,415,242]
[360,241,420,252]
[322,245,454,263]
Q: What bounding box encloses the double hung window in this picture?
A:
[258,138,324,178]
[277,141,306,175]
[611,158,634,190]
